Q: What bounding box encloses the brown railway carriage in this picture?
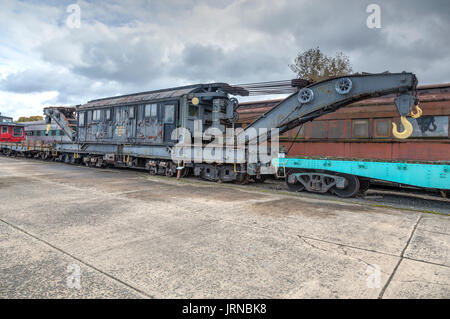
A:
[237,83,450,162]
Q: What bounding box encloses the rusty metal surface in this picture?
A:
[282,140,450,162]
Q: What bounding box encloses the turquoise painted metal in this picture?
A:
[272,157,450,190]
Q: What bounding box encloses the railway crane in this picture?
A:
[7,71,447,197]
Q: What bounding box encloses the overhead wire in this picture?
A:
[232,79,299,96]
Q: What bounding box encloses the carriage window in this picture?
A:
[13,127,23,136]
[374,118,391,138]
[105,109,111,121]
[145,104,157,119]
[93,110,101,121]
[327,120,346,139]
[352,119,369,138]
[411,116,449,137]
[129,106,135,119]
[78,112,85,126]
[116,108,121,122]
[164,105,175,124]
[310,121,327,139]
[1,126,7,134]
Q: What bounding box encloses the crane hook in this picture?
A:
[410,104,422,119]
[392,116,413,139]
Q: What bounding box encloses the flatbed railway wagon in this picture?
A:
[273,156,449,197]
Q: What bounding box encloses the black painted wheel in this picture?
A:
[149,166,158,175]
[285,169,305,192]
[332,174,360,198]
[165,165,175,177]
[236,173,250,185]
[254,175,266,183]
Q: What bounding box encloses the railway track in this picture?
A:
[250,178,449,215]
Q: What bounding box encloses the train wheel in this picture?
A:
[165,164,175,177]
[64,154,71,163]
[332,174,360,198]
[149,166,157,175]
[181,167,191,177]
[70,155,78,165]
[236,173,250,185]
[254,175,266,183]
[285,169,305,192]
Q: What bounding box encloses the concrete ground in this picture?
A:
[0,157,449,299]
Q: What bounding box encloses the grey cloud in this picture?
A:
[38,24,167,85]
[0,66,135,106]
[1,0,449,119]
[170,43,291,83]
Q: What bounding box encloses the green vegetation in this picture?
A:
[16,115,43,122]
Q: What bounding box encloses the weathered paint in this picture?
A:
[283,141,450,162]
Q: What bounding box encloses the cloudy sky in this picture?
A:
[0,0,449,119]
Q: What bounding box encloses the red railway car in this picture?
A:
[0,115,25,143]
[237,83,450,162]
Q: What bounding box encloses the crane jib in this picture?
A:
[239,72,419,142]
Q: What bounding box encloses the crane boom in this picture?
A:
[240,72,418,143]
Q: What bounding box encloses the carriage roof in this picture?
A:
[78,83,246,110]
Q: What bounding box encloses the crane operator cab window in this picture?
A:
[164,104,175,124]
[145,104,158,120]
[105,109,111,121]
[78,112,85,127]
[128,106,135,119]
[163,104,176,143]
